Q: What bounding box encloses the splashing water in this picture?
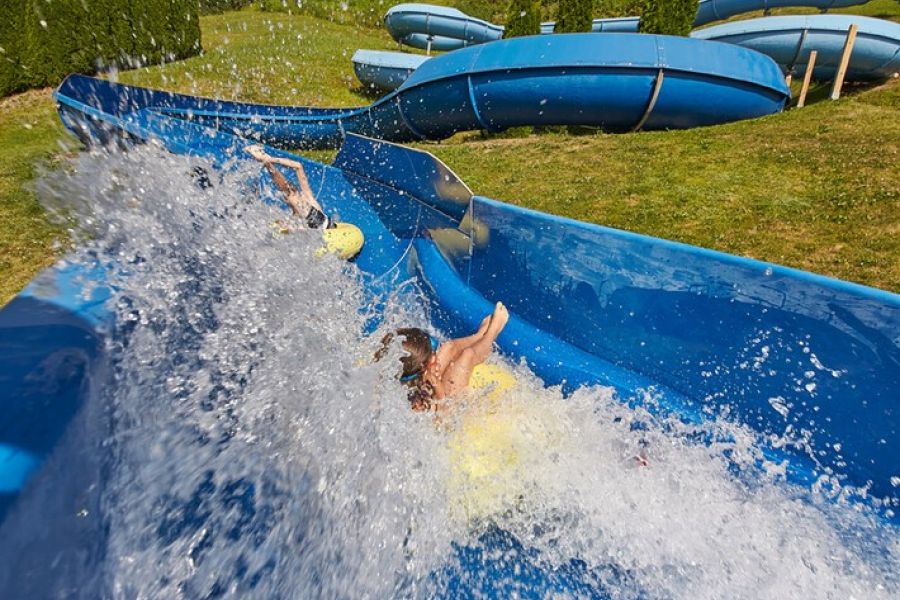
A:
[13,147,898,598]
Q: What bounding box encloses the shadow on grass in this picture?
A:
[348,84,388,103]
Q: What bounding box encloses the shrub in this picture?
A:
[257,0,392,28]
[638,0,697,36]
[505,0,542,38]
[258,0,502,29]
[0,0,27,95]
[1,0,202,98]
[556,0,594,33]
[595,0,644,18]
[200,0,253,15]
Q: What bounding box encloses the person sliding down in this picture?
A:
[246,145,364,259]
[376,302,510,412]
[246,144,333,229]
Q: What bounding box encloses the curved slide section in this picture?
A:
[43,74,900,507]
[57,34,789,150]
[384,3,503,50]
[694,15,900,80]
[359,15,899,92]
[352,49,429,91]
[695,0,866,26]
[0,76,897,595]
[384,1,869,50]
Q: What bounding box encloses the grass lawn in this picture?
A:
[0,4,898,305]
[419,79,899,291]
[0,90,71,304]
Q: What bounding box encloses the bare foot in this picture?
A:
[245,144,269,162]
[490,301,509,334]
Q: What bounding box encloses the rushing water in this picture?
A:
[11,146,899,598]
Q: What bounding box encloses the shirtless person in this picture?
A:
[246,144,334,229]
[376,302,510,411]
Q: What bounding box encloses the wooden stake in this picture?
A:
[830,24,858,100]
[785,73,793,88]
[797,50,818,108]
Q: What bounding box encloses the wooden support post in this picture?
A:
[830,23,858,100]
[797,50,817,108]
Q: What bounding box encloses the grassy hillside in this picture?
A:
[256,0,504,28]
[0,90,71,304]
[0,4,897,305]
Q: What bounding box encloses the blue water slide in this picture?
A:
[694,0,866,26]
[384,1,869,50]
[360,14,898,92]
[540,16,641,35]
[0,74,897,595]
[55,35,789,152]
[50,75,900,509]
[384,3,503,50]
[694,14,900,80]
[351,48,429,91]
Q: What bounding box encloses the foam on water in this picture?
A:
[19,147,899,598]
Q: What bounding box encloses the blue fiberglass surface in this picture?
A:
[0,262,110,519]
[694,15,900,81]
[2,75,899,595]
[391,33,789,134]
[57,33,789,151]
[384,3,503,48]
[352,49,430,91]
[693,0,866,26]
[383,0,869,48]
[455,197,900,502]
[46,79,900,506]
[329,137,899,510]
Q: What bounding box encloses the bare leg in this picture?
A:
[440,303,508,395]
[433,314,491,372]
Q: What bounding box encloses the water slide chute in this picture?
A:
[43,72,900,513]
[384,0,869,50]
[0,73,897,595]
[694,14,900,80]
[351,48,429,91]
[384,3,504,49]
[60,35,789,149]
[364,2,893,91]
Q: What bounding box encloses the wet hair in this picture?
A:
[375,328,436,411]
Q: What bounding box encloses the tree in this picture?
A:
[638,0,697,36]
[556,0,594,34]
[595,0,644,18]
[505,0,541,38]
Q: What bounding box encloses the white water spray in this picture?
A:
[28,146,899,599]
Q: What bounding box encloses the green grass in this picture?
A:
[0,3,898,305]
[116,8,407,106]
[0,89,72,304]
[256,0,504,28]
[417,78,900,290]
